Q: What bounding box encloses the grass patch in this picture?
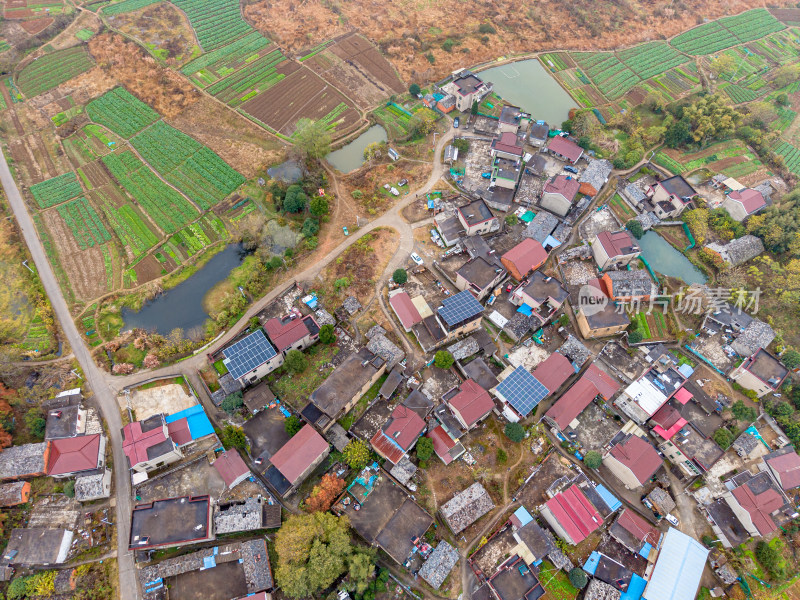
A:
[270,344,339,409]
[213,357,229,375]
[538,560,578,600]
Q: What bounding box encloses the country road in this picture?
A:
[0,148,138,600]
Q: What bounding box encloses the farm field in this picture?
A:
[654,140,763,179]
[773,141,800,175]
[29,172,82,208]
[671,9,785,54]
[16,46,93,97]
[170,0,256,51]
[85,87,160,138]
[631,309,672,341]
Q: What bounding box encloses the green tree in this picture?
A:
[284,185,308,213]
[504,422,525,443]
[471,100,479,115]
[319,323,336,344]
[664,117,691,148]
[416,436,434,463]
[713,427,734,450]
[628,330,644,344]
[221,391,244,413]
[755,540,787,579]
[392,268,408,284]
[709,54,736,78]
[776,92,790,107]
[285,349,308,374]
[309,196,329,217]
[584,450,603,469]
[626,219,644,239]
[301,218,319,238]
[63,480,75,498]
[285,415,304,437]
[222,424,247,450]
[409,83,421,96]
[453,138,470,154]
[782,349,800,370]
[346,551,376,594]
[342,439,370,470]
[275,512,356,598]
[24,408,45,439]
[434,350,454,369]
[731,400,758,423]
[292,118,332,161]
[478,23,496,34]
[249,316,261,330]
[409,111,436,137]
[569,568,588,589]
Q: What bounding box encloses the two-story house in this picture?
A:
[540,175,580,217]
[591,230,641,270]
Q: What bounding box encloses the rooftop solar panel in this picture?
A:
[496,366,548,417]
[438,291,483,327]
[223,330,277,380]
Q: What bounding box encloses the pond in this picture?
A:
[638,231,707,285]
[477,59,576,126]
[122,244,247,336]
[326,124,387,173]
[266,160,303,184]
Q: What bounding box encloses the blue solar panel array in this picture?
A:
[438,290,483,327]
[496,365,548,417]
[223,330,277,380]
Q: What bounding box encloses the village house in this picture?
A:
[490,131,525,161]
[764,447,800,491]
[457,199,499,236]
[455,256,506,302]
[222,329,284,387]
[498,105,530,134]
[305,347,386,430]
[75,469,112,502]
[705,235,765,267]
[574,278,631,339]
[539,483,603,545]
[509,271,569,324]
[729,349,789,398]
[370,391,432,465]
[547,135,583,164]
[602,422,663,489]
[701,305,775,360]
[263,313,320,356]
[213,450,251,490]
[543,364,620,433]
[716,471,795,541]
[591,230,641,271]
[500,238,548,281]
[2,528,74,567]
[722,187,767,221]
[440,482,495,534]
[442,69,491,112]
[419,541,460,589]
[0,443,46,481]
[412,290,485,352]
[646,175,697,218]
[444,379,495,430]
[524,211,560,248]
[614,362,687,425]
[129,495,214,550]
[643,528,708,600]
[490,155,522,192]
[609,509,660,556]
[265,424,329,497]
[529,121,549,147]
[44,404,87,440]
[121,414,183,473]
[0,482,30,507]
[579,159,613,197]
[46,434,106,479]
[601,269,655,302]
[540,174,581,217]
[389,290,424,332]
[644,487,676,518]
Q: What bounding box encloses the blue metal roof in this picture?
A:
[495,366,548,417]
[622,574,647,600]
[513,506,533,527]
[166,404,214,440]
[595,484,622,512]
[639,542,653,559]
[437,290,483,328]
[583,551,601,575]
[643,528,708,600]
[222,330,277,380]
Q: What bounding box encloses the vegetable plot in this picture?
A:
[16,46,93,97]
[170,0,255,51]
[85,87,159,138]
[30,172,83,208]
[56,197,112,250]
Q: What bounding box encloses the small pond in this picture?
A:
[477,59,576,126]
[267,160,303,184]
[326,124,387,173]
[638,231,707,285]
[122,244,247,335]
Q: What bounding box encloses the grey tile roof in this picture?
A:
[731,318,775,358]
[447,336,480,361]
[524,212,559,244]
[559,335,590,366]
[419,541,459,589]
[366,333,405,369]
[74,471,110,501]
[343,296,362,315]
[605,269,655,297]
[706,235,764,266]
[440,482,495,534]
[214,497,264,534]
[623,182,647,204]
[0,443,46,480]
[579,159,613,193]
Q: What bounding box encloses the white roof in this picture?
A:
[722,177,745,191]
[643,528,708,600]
[622,378,667,417]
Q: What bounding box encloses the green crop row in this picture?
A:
[30,172,83,208]
[719,8,785,43]
[102,0,159,15]
[86,87,160,138]
[618,41,688,80]
[671,22,732,55]
[723,83,761,104]
[170,0,256,51]
[181,30,271,83]
[93,188,158,258]
[206,48,286,105]
[16,46,93,97]
[56,197,112,250]
[653,152,685,175]
[102,150,198,233]
[539,53,569,72]
[773,141,800,174]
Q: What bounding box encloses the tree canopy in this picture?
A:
[285,349,308,374]
[583,450,602,469]
[284,185,308,213]
[434,350,454,369]
[319,323,336,344]
[626,219,644,239]
[504,422,525,443]
[392,268,407,284]
[342,439,370,470]
[292,118,332,161]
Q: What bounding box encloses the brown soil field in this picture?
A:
[30,134,56,178]
[167,95,283,179]
[241,62,362,136]
[47,8,101,51]
[343,159,433,215]
[770,7,800,23]
[244,0,778,82]
[82,159,111,188]
[19,17,53,35]
[88,33,199,119]
[8,138,45,185]
[41,208,108,300]
[108,2,198,67]
[133,254,167,285]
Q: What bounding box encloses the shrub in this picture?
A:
[309,195,329,217]
[478,23,496,34]
[343,439,371,470]
[756,540,787,579]
[409,83,421,96]
[285,415,303,436]
[222,425,247,450]
[221,391,244,413]
[416,436,434,462]
[569,568,588,589]
[628,330,644,344]
[285,349,308,374]
[496,448,508,464]
[63,480,75,498]
[301,217,319,238]
[782,349,800,370]
[434,350,454,369]
[319,323,336,344]
[626,219,644,239]
[731,400,758,423]
[713,427,734,449]
[471,101,479,115]
[504,422,525,443]
[393,268,408,284]
[584,450,602,469]
[283,185,308,213]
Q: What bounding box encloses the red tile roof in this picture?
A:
[609,435,662,485]
[501,238,547,278]
[544,175,581,201]
[47,434,101,476]
[122,419,170,468]
[270,424,329,485]
[371,405,426,464]
[531,353,574,393]
[448,379,494,428]
[596,230,639,258]
[544,484,602,543]
[166,418,192,447]
[491,132,524,157]
[389,292,423,329]
[428,425,458,465]
[547,136,583,162]
[766,451,800,490]
[674,387,693,405]
[544,364,619,430]
[616,508,660,546]
[731,481,783,536]
[729,188,766,214]
[213,450,250,488]
[264,316,316,353]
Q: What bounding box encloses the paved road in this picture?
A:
[0,148,138,600]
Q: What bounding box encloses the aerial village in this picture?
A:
[5,3,800,600]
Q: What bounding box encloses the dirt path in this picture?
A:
[502,444,527,504]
